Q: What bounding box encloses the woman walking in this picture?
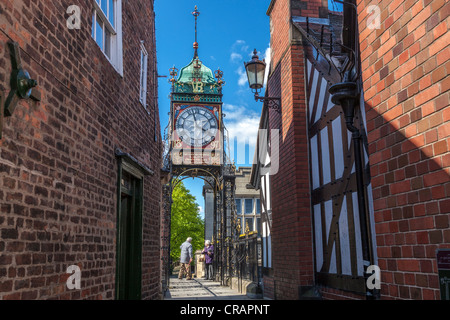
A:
[201,240,214,280]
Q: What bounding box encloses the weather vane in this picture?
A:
[192,5,200,58]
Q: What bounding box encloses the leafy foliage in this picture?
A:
[170,180,205,263]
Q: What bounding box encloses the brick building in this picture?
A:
[251,0,449,300]
[0,0,161,300]
[358,0,450,300]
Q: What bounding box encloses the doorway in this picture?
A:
[116,166,143,300]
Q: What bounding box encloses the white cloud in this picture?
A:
[232,40,249,53]
[230,40,249,65]
[226,118,260,147]
[236,67,247,87]
[230,52,243,63]
[223,103,260,148]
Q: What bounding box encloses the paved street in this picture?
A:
[164,276,256,300]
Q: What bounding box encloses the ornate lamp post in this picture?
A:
[244,49,280,113]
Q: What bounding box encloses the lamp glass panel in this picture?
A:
[245,61,265,90]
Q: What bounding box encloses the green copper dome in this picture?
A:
[176,57,216,84]
[169,5,224,103]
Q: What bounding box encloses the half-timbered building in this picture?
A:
[251,0,450,300]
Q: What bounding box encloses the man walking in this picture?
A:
[178,237,193,280]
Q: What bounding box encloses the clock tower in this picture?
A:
[169,6,225,168]
[162,6,237,290]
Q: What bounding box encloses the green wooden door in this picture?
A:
[116,170,143,300]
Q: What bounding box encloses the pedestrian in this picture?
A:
[178,237,193,280]
[201,240,214,280]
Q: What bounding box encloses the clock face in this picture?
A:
[175,106,218,147]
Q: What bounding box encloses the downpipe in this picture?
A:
[329,77,380,300]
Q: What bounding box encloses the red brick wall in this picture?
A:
[266,0,315,300]
[0,0,161,299]
[358,0,450,299]
[262,273,275,299]
[290,0,329,18]
[268,0,292,71]
[268,0,328,66]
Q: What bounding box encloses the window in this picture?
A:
[245,217,254,232]
[235,199,242,215]
[92,0,123,75]
[139,42,148,107]
[256,199,261,214]
[244,199,253,214]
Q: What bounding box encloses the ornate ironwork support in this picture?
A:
[223,170,235,285]
[254,93,281,113]
[213,180,222,282]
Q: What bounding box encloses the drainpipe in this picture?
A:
[329,72,378,300]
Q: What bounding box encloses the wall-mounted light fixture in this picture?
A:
[1,41,41,139]
[244,49,280,113]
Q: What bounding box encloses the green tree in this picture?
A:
[170,180,204,264]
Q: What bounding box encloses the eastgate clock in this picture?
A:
[174,105,219,147]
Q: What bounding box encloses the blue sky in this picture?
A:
[328,0,343,11]
[155,0,271,217]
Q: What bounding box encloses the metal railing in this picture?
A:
[232,231,261,292]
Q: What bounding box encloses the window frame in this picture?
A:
[256,198,261,214]
[256,217,261,235]
[244,198,253,215]
[235,198,242,215]
[245,217,254,232]
[139,41,149,108]
[92,0,123,76]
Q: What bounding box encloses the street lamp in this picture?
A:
[244,49,281,113]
